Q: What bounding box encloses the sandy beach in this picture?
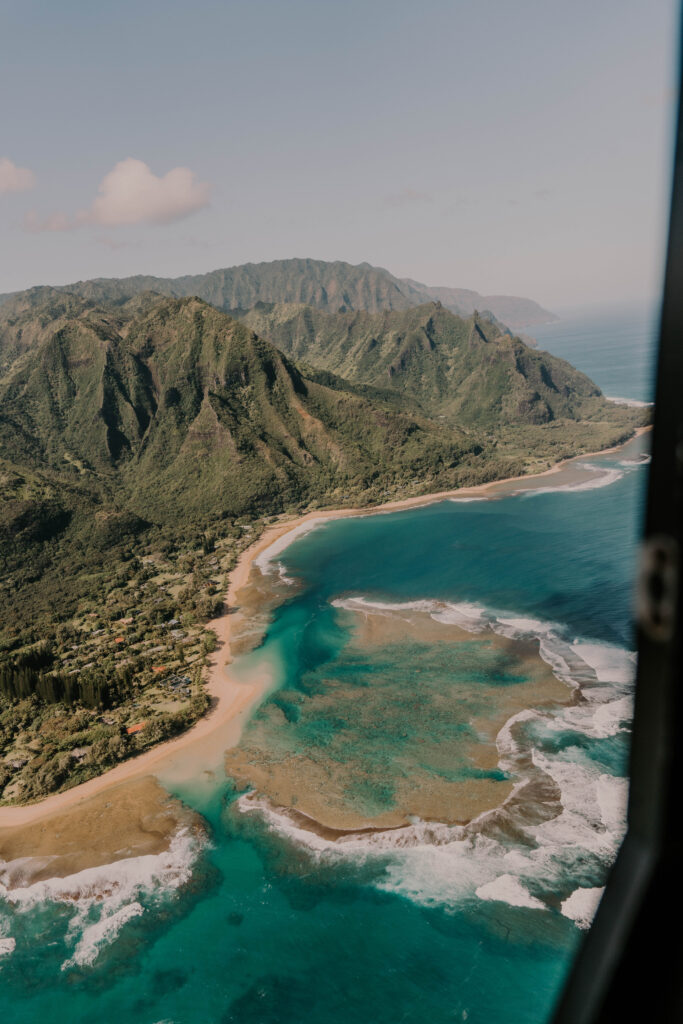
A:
[0,426,650,856]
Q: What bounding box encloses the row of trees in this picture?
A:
[0,662,136,709]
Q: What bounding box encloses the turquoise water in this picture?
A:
[0,309,656,1023]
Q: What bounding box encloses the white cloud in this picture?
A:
[25,158,211,232]
[0,157,36,194]
[89,158,211,226]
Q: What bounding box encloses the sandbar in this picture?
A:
[0,776,203,887]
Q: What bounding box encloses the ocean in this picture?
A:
[532,302,658,404]
[0,305,657,1024]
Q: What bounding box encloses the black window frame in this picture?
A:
[552,15,683,1022]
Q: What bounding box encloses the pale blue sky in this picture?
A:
[0,0,678,308]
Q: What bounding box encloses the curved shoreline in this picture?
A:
[0,426,650,831]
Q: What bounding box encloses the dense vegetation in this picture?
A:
[240,301,628,429]
[0,284,644,803]
[0,515,251,803]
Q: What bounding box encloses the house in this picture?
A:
[126,722,147,735]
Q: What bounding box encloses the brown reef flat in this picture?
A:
[225,605,571,832]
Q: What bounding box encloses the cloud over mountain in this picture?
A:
[25,158,211,232]
[88,158,211,226]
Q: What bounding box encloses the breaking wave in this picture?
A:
[521,463,626,495]
[604,396,653,408]
[253,518,332,576]
[0,827,205,970]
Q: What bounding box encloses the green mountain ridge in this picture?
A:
[0,286,642,596]
[238,301,606,429]
[0,292,484,532]
[0,258,556,330]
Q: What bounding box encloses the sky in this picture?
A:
[0,0,679,310]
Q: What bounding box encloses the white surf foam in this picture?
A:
[548,694,633,740]
[334,596,491,633]
[61,901,144,970]
[475,874,546,910]
[522,464,625,496]
[0,936,16,956]
[561,886,604,929]
[605,396,652,408]
[254,518,331,575]
[1,827,204,970]
[495,614,559,637]
[620,454,651,466]
[448,496,488,503]
[430,602,490,632]
[1,828,200,910]
[336,596,636,716]
[334,596,443,616]
[571,642,636,686]
[528,751,627,861]
[596,774,629,834]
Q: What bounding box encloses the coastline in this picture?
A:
[0,425,650,843]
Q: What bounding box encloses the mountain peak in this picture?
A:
[1,259,556,331]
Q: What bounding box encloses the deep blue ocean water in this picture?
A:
[0,306,657,1024]
[532,303,658,403]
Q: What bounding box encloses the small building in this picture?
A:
[170,676,192,691]
[126,722,147,735]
